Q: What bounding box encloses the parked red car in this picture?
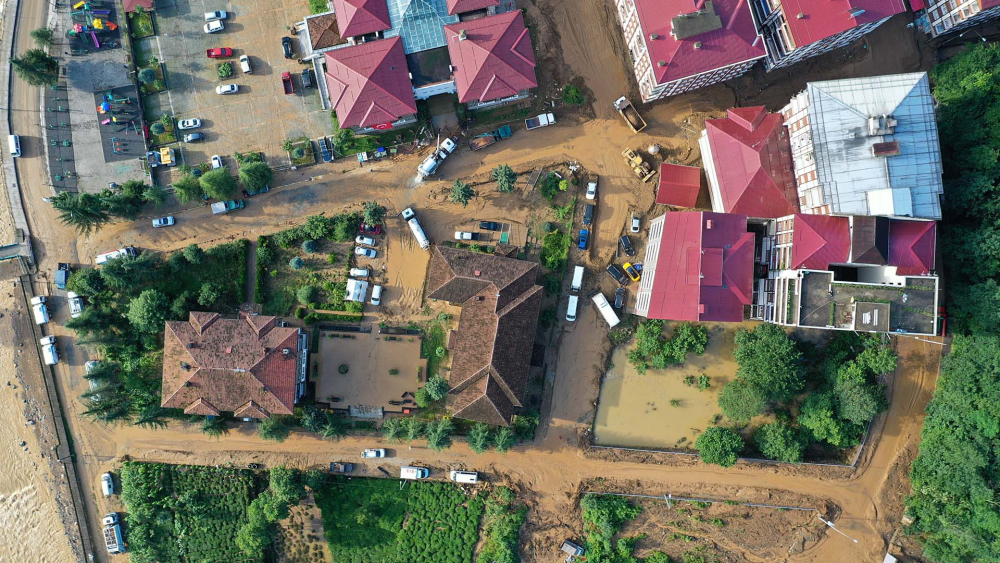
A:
[206,48,233,58]
[360,223,382,235]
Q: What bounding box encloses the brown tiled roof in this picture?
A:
[161,312,301,418]
[306,12,347,51]
[427,247,541,426]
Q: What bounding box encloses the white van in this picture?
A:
[592,292,621,328]
[571,266,584,293]
[8,134,21,157]
[566,295,578,322]
[370,285,383,306]
[400,466,429,480]
[39,336,58,366]
[95,246,136,265]
[30,296,50,325]
[449,470,478,484]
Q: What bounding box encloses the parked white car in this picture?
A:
[152,216,175,228]
[211,155,223,169]
[362,448,385,458]
[177,118,202,130]
[585,181,597,200]
[349,268,369,278]
[355,247,377,258]
[101,473,114,496]
[67,291,84,318]
[204,20,224,33]
[215,83,238,94]
[370,284,382,306]
[205,10,228,21]
[454,231,474,240]
[630,214,640,233]
[354,235,375,246]
[239,55,252,74]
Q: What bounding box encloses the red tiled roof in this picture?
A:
[779,0,906,48]
[333,0,391,38]
[123,0,154,13]
[447,0,499,15]
[645,212,754,322]
[791,214,850,270]
[161,312,300,418]
[324,37,417,129]
[704,106,799,218]
[445,12,537,104]
[888,219,936,275]
[656,163,701,208]
[633,0,765,86]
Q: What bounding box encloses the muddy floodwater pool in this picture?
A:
[593,323,742,450]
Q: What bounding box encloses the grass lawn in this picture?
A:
[470,104,532,128]
[421,321,447,379]
[120,462,266,563]
[309,0,329,14]
[315,476,484,563]
[128,10,155,39]
[289,138,316,166]
[331,122,418,157]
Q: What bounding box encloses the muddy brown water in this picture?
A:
[593,323,739,449]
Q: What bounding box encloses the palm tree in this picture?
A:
[50,192,109,235]
[450,180,475,207]
[202,416,229,439]
[12,49,58,86]
[82,397,131,424]
[134,406,169,430]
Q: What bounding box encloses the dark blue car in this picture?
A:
[578,229,589,250]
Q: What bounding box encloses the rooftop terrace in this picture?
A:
[797,272,936,335]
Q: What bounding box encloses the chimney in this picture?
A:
[706,219,714,229]
[458,29,467,41]
[180,362,190,371]
[282,348,291,356]
[474,270,481,276]
[649,33,659,40]
[693,41,702,49]
[658,60,667,67]
[796,12,805,18]
[226,347,232,354]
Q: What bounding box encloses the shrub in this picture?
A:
[718,379,766,422]
[258,416,291,442]
[292,147,305,159]
[414,387,431,408]
[362,201,386,225]
[296,285,318,306]
[301,239,318,253]
[294,307,306,319]
[138,67,156,84]
[695,427,744,467]
[218,62,233,78]
[289,257,304,270]
[562,84,584,105]
[149,122,165,135]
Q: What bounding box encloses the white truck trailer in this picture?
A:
[401,208,430,250]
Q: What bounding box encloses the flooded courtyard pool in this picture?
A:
[593,323,742,450]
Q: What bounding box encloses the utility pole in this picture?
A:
[817,514,859,543]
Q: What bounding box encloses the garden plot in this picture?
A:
[315,477,484,563]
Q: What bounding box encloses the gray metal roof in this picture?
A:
[384,0,459,54]
[806,72,943,219]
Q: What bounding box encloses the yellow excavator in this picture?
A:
[622,148,656,183]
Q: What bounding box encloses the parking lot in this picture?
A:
[144,0,330,174]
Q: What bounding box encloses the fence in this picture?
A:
[581,490,818,512]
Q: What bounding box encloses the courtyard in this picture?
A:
[139,0,331,176]
[315,330,426,413]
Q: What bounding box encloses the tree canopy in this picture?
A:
[12,49,58,86]
[199,169,238,200]
[733,323,803,403]
[695,426,744,467]
[490,164,517,193]
[450,180,476,207]
[238,161,273,194]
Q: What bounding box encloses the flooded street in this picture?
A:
[593,323,741,449]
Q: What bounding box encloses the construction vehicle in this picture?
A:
[401,208,430,250]
[613,96,647,133]
[622,148,655,183]
[469,125,512,151]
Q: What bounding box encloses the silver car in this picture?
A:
[354,247,377,258]
[355,235,375,246]
[215,83,238,95]
[152,216,175,228]
[204,20,224,33]
[177,118,202,130]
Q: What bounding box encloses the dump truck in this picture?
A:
[211,200,245,214]
[54,263,70,290]
[525,113,556,130]
[281,71,295,95]
[103,513,125,554]
[401,207,430,250]
[622,148,656,183]
[469,125,512,151]
[613,96,646,133]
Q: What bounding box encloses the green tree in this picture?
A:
[199,169,238,200]
[66,268,105,296]
[126,289,170,333]
[299,404,329,433]
[717,379,767,422]
[138,67,157,84]
[733,323,803,403]
[141,184,168,206]
[201,416,229,439]
[197,282,220,307]
[289,257,304,270]
[467,423,491,454]
[491,164,517,193]
[238,161,273,194]
[424,374,449,401]
[450,180,476,207]
[414,386,431,408]
[754,422,804,463]
[282,139,294,153]
[50,192,110,234]
[694,426,743,467]
[362,201,386,226]
[269,467,305,503]
[12,49,58,86]
[302,239,318,253]
[425,418,454,451]
[402,417,424,442]
[494,427,516,453]
[797,392,859,448]
[258,416,291,442]
[296,285,318,306]
[183,243,205,264]
[381,417,404,442]
[172,174,204,203]
[30,27,53,46]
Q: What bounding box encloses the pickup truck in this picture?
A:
[455,231,481,241]
[469,125,513,151]
[281,72,295,95]
[613,96,647,133]
[525,112,556,130]
[211,200,245,214]
[54,263,70,290]
[103,513,125,554]
[206,47,232,58]
[330,462,355,473]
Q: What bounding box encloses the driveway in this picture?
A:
[145,0,331,174]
